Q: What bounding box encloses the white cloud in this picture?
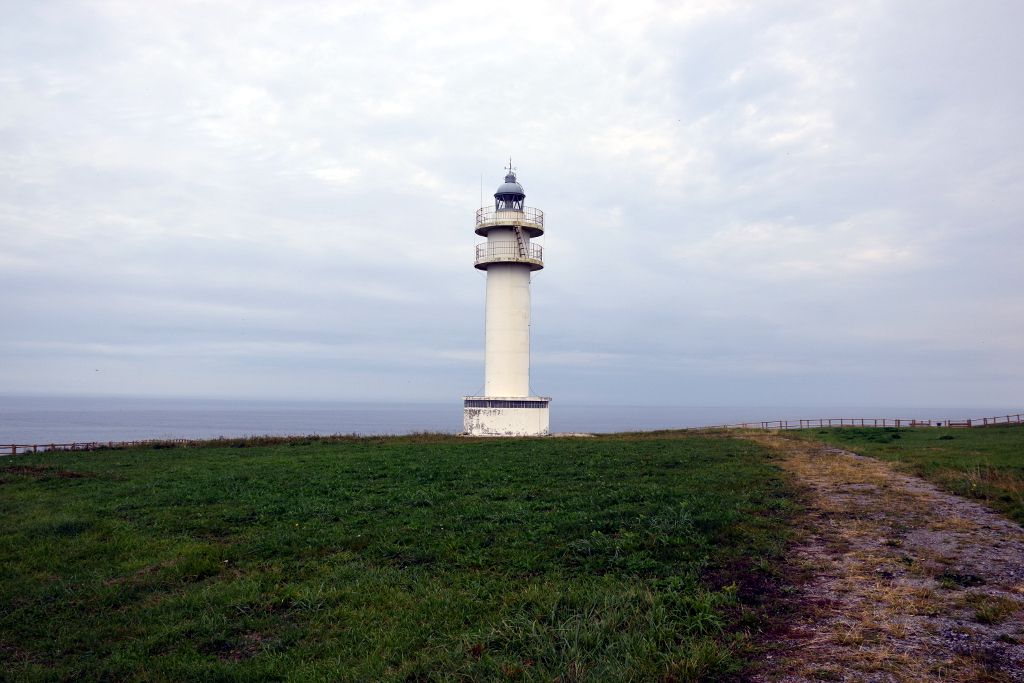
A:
[1,0,1022,406]
[310,166,361,186]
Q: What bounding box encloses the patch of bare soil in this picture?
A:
[0,464,90,481]
[749,434,1024,683]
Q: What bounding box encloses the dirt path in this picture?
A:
[749,433,1024,682]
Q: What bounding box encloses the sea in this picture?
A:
[0,396,1017,445]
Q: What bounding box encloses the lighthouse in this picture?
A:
[463,165,551,436]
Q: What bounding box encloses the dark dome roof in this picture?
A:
[494,172,525,197]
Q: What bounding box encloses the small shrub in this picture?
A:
[968,594,1020,624]
[664,637,735,681]
[937,572,985,589]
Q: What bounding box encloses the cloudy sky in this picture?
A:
[2,0,1022,408]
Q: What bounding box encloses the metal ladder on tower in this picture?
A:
[513,226,527,258]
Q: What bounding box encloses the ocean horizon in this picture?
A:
[0,395,1019,444]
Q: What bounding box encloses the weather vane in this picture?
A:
[506,157,516,176]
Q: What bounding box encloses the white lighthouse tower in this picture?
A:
[463,165,551,436]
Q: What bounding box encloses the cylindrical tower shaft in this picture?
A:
[484,259,531,396]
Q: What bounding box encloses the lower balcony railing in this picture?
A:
[475,242,543,267]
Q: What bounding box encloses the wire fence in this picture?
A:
[2,412,1022,456]
[2,439,198,456]
[698,412,1024,431]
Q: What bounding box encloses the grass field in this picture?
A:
[0,433,797,682]
[793,425,1024,525]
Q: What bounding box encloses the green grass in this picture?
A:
[795,426,1024,525]
[0,433,796,682]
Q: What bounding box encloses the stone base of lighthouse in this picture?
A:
[463,397,551,437]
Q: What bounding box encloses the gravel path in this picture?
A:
[749,434,1024,682]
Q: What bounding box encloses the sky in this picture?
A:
[1,0,1022,408]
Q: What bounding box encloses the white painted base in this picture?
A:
[463,397,551,437]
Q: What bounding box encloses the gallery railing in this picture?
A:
[475,206,544,231]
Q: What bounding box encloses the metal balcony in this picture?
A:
[474,242,544,271]
[475,206,544,237]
